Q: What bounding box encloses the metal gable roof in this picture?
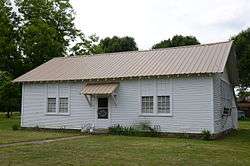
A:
[13,41,235,83]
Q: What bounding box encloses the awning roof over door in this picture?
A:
[82,83,118,95]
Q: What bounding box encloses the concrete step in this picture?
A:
[92,128,109,134]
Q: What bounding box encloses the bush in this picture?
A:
[109,124,136,135]
[109,121,159,137]
[12,124,20,130]
[201,129,211,140]
[134,121,151,131]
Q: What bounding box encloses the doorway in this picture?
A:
[97,97,109,119]
[96,97,110,128]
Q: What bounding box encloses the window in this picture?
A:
[220,80,232,116]
[157,96,170,114]
[141,96,153,113]
[47,98,56,113]
[59,97,68,113]
[46,84,70,115]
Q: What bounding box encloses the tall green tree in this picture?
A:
[152,35,200,49]
[70,34,103,56]
[0,71,21,118]
[16,0,82,71]
[0,0,22,117]
[0,0,96,117]
[98,36,138,53]
[71,35,138,56]
[231,28,250,88]
[0,0,23,77]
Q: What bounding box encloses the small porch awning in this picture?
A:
[82,83,119,95]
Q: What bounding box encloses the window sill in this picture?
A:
[45,113,70,116]
[139,114,172,117]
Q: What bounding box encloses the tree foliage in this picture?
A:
[0,71,21,117]
[70,34,102,56]
[0,0,22,117]
[20,19,65,70]
[0,0,23,77]
[152,35,200,49]
[0,0,87,116]
[16,0,82,70]
[71,35,139,56]
[231,28,250,88]
[98,36,138,53]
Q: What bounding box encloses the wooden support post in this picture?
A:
[84,94,92,106]
[111,94,117,106]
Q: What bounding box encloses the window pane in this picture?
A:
[141,96,153,113]
[98,108,108,119]
[47,98,56,113]
[59,97,68,113]
[98,98,108,107]
[157,96,170,113]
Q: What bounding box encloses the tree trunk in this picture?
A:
[6,111,10,118]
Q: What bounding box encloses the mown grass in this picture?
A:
[0,114,250,165]
[0,112,79,144]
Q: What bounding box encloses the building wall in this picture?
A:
[21,83,95,129]
[213,68,238,133]
[22,76,215,133]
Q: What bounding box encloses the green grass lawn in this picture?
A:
[0,112,79,144]
[0,114,250,165]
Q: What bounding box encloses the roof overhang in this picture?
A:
[14,73,216,84]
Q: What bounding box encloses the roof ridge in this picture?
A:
[53,40,233,60]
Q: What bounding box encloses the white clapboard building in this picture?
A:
[13,41,239,134]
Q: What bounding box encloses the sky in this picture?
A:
[70,0,250,50]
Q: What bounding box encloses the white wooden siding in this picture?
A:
[22,83,94,129]
[213,68,237,133]
[145,78,212,133]
[22,76,215,133]
[107,77,213,133]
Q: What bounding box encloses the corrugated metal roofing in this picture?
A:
[82,83,118,95]
[13,41,234,82]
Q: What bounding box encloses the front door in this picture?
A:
[96,97,110,128]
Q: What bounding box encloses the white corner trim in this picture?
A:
[211,77,215,133]
[21,83,24,126]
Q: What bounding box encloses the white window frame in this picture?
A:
[141,96,154,115]
[157,96,171,114]
[156,94,172,116]
[59,97,69,113]
[47,98,57,113]
[140,94,172,117]
[45,84,70,116]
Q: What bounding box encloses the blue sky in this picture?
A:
[71,0,250,49]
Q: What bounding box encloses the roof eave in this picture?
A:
[13,72,218,84]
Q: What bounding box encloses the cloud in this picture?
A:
[70,0,250,49]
